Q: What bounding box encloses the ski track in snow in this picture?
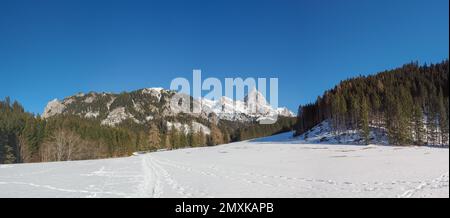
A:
[0,132,448,198]
[140,156,163,198]
[398,171,449,198]
[137,148,448,198]
[0,181,128,197]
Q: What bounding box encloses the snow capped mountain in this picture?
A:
[276,107,295,117]
[42,88,294,127]
[196,88,294,121]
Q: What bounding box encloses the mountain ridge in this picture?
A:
[42,87,294,127]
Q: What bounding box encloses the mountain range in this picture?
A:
[42,88,294,128]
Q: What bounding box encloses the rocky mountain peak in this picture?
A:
[42,87,294,127]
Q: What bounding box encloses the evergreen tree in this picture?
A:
[187,123,194,147]
[147,124,161,150]
[371,93,382,128]
[412,104,425,145]
[178,126,188,148]
[2,144,16,164]
[438,90,449,146]
[195,128,206,147]
[169,128,180,149]
[164,134,172,150]
[359,96,370,145]
[209,122,223,146]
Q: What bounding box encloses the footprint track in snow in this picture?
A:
[148,156,210,198]
[398,171,449,198]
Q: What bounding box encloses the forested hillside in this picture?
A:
[295,60,449,146]
[0,98,295,164]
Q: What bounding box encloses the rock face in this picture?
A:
[42,88,294,127]
[244,88,273,115]
[101,107,140,126]
[42,99,66,118]
[166,121,211,135]
[191,121,211,135]
[141,88,163,102]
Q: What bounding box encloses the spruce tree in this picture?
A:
[187,123,194,147]
[197,128,206,147]
[169,128,180,149]
[147,124,161,150]
[209,123,223,146]
[178,126,188,148]
[3,144,16,164]
[438,94,449,146]
[359,96,370,145]
[412,104,425,145]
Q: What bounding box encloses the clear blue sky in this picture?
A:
[1,0,448,115]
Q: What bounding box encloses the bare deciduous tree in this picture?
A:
[40,129,81,162]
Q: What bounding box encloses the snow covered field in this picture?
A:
[0,132,448,198]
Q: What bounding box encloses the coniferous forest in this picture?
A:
[295,60,449,146]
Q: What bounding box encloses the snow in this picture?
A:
[101,107,140,126]
[145,115,154,121]
[143,87,164,93]
[276,107,295,117]
[196,89,295,122]
[62,98,75,105]
[191,121,211,135]
[166,121,211,135]
[296,121,389,145]
[0,132,448,198]
[84,95,96,103]
[85,111,100,119]
[106,97,116,110]
[75,93,85,97]
[142,88,164,102]
[166,122,191,135]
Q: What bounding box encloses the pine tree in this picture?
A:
[2,144,16,164]
[359,96,370,145]
[222,129,230,144]
[197,128,206,147]
[438,91,449,146]
[178,126,188,148]
[169,128,180,149]
[209,122,223,146]
[164,134,172,150]
[427,102,439,146]
[412,104,425,145]
[147,124,161,150]
[350,95,360,130]
[371,93,382,128]
[338,95,348,130]
[187,123,194,147]
[331,96,342,132]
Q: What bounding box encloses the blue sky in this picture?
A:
[0,0,448,114]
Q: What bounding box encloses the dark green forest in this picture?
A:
[0,98,295,164]
[295,60,449,146]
